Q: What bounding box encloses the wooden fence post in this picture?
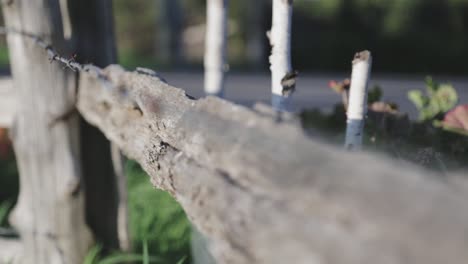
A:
[2,1,93,262]
[68,0,130,251]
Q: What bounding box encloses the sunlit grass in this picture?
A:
[125,161,192,263]
[0,200,12,226]
[0,45,8,67]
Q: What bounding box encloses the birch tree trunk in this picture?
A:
[345,51,372,150]
[204,0,228,97]
[2,1,93,263]
[67,0,130,251]
[269,0,294,111]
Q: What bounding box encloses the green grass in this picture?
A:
[0,45,9,67]
[125,161,192,264]
[0,200,12,226]
[0,156,192,263]
[83,242,165,264]
[82,160,193,263]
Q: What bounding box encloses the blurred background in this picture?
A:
[111,0,468,74]
[1,0,468,263]
[111,0,468,115]
[0,0,466,73]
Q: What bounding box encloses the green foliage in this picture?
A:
[143,239,149,264]
[83,243,164,264]
[82,165,193,264]
[0,200,12,226]
[302,77,468,172]
[408,77,458,121]
[176,256,187,264]
[300,104,346,143]
[126,161,191,264]
[367,85,383,104]
[302,104,468,171]
[83,244,102,264]
[0,45,9,66]
[0,157,191,263]
[0,150,18,208]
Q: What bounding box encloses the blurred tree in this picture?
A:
[113,0,155,57]
[156,0,184,65]
[242,0,268,67]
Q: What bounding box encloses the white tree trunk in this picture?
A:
[2,1,93,263]
[345,51,372,150]
[204,0,228,97]
[269,0,293,111]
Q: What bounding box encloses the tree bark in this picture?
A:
[67,0,130,251]
[204,0,228,97]
[2,1,93,263]
[269,0,294,110]
[345,51,372,150]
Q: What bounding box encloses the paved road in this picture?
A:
[161,71,468,119]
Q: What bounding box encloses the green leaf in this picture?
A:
[367,85,383,104]
[99,254,163,264]
[0,200,12,226]
[143,239,149,264]
[436,84,458,112]
[425,76,437,94]
[409,77,459,122]
[83,244,103,264]
[408,90,425,110]
[176,256,187,264]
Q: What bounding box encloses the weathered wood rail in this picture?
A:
[1,65,468,263]
[76,65,468,263]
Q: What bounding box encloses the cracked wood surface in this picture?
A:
[77,65,468,264]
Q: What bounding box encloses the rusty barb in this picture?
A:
[0,26,114,89]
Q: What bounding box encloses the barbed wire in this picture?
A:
[0,25,174,117]
[0,26,113,87]
[0,26,135,126]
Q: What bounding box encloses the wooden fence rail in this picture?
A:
[2,66,468,263]
[80,65,468,263]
